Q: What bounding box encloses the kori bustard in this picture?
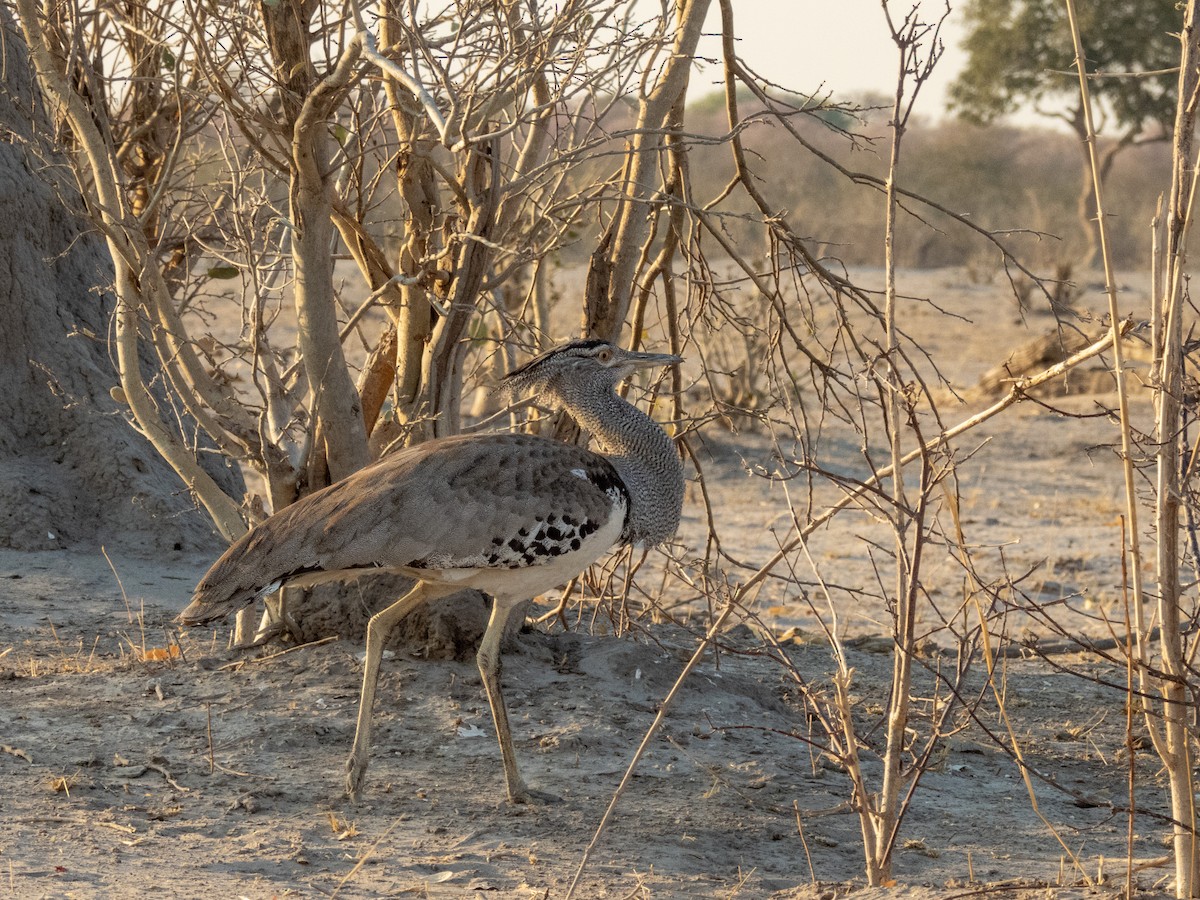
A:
[178,339,685,804]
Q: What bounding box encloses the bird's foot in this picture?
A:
[345,754,368,801]
[507,784,561,805]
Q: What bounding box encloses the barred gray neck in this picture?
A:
[562,381,683,547]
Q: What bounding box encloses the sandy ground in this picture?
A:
[0,269,1183,898]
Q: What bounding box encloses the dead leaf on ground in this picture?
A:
[141,645,181,662]
[2,744,32,763]
[328,811,359,840]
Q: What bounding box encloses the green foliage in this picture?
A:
[687,86,860,131]
[949,0,1180,135]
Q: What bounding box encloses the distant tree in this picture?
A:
[949,0,1180,265]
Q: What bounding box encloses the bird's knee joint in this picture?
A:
[365,614,391,640]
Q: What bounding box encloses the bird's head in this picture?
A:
[498,339,681,406]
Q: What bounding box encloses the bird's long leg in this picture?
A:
[346,581,448,800]
[478,598,529,803]
[477,598,557,804]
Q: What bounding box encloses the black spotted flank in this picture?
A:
[477,459,635,572]
[586,461,626,498]
[563,458,631,542]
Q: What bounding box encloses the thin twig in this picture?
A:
[101,546,133,624]
[217,635,339,671]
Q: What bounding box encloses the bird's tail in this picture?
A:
[177,460,381,626]
[177,526,287,625]
[177,578,271,625]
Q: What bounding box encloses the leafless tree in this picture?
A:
[11,0,1124,886]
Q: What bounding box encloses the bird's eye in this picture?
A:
[597,348,613,363]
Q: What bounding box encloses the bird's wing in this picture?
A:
[179,433,627,623]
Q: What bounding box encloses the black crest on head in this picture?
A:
[498,339,614,400]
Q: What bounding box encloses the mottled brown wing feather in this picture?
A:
[178,433,625,623]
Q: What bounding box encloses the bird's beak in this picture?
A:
[625,350,683,369]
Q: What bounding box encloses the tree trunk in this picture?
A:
[1068,104,1100,269]
[1156,4,1200,892]
[380,0,442,448]
[261,0,371,487]
[584,0,711,342]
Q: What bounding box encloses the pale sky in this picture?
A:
[695,1,968,119]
